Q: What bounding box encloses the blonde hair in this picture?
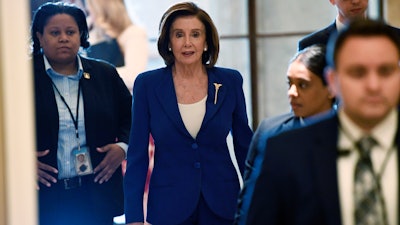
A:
[86,0,132,37]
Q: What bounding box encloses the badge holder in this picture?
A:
[72,146,93,176]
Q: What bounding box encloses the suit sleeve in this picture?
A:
[234,119,269,225]
[124,73,151,223]
[230,70,253,175]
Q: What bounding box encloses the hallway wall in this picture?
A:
[0,1,37,225]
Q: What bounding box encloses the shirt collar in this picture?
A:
[335,17,346,31]
[339,108,398,150]
[43,54,83,80]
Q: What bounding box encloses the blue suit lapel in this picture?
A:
[155,68,192,138]
[312,116,342,225]
[154,67,229,138]
[202,69,226,127]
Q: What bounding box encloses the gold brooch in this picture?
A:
[83,72,90,79]
[213,83,222,104]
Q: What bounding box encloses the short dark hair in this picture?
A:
[290,44,327,85]
[327,18,400,69]
[31,2,90,55]
[157,2,219,68]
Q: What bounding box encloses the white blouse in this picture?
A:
[178,96,207,139]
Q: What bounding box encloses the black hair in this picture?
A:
[31,1,90,55]
[290,44,328,85]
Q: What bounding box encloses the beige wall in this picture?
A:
[0,29,5,225]
[386,0,400,27]
[0,1,37,225]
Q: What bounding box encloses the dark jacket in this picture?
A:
[298,21,337,51]
[235,109,336,225]
[246,112,400,225]
[34,54,132,217]
[298,20,400,51]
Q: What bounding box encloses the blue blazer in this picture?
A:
[124,66,253,225]
[246,112,400,225]
[34,54,132,218]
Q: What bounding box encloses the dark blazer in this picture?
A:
[298,20,400,51]
[234,112,298,224]
[124,66,253,225]
[34,54,132,217]
[246,112,400,225]
[298,21,337,51]
[235,109,336,225]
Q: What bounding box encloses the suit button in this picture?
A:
[194,162,201,168]
[191,143,198,149]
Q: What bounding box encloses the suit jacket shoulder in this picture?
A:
[298,21,337,51]
[258,112,295,133]
[80,56,120,78]
[389,24,400,38]
[133,66,245,100]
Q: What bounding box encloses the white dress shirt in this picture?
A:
[338,108,398,225]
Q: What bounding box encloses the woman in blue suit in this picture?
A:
[124,2,253,225]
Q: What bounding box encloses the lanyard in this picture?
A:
[50,79,82,149]
[339,124,394,182]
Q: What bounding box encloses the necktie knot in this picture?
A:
[356,136,377,157]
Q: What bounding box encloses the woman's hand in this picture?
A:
[37,149,58,188]
[93,144,125,184]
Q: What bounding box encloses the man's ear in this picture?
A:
[326,67,338,97]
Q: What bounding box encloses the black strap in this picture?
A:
[50,79,81,144]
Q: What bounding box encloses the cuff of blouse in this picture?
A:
[116,142,128,159]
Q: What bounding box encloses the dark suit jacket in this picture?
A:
[34,54,132,217]
[298,20,400,51]
[235,109,336,225]
[124,66,253,225]
[298,21,337,51]
[234,112,299,224]
[246,111,400,225]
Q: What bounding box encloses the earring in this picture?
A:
[168,47,172,51]
[204,47,207,51]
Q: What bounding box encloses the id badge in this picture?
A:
[72,146,93,176]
